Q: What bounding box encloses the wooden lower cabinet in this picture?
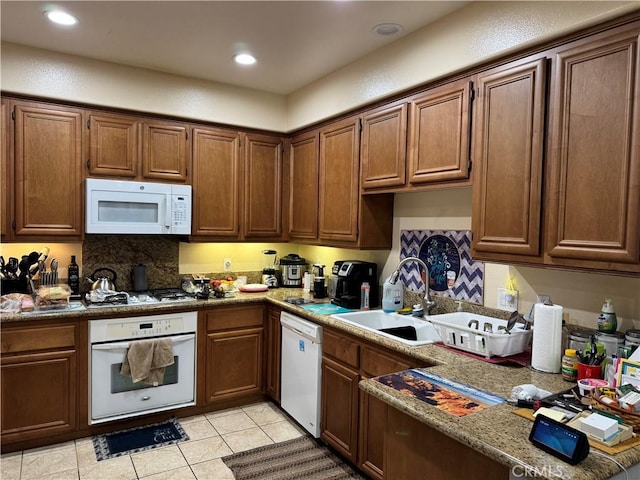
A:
[321,356,360,464]
[202,304,265,404]
[384,407,509,480]
[320,327,422,479]
[1,323,77,445]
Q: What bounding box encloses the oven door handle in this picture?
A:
[91,333,195,350]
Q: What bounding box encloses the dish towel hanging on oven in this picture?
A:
[121,338,174,386]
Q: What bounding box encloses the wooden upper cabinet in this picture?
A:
[87,113,139,178]
[191,126,241,238]
[472,57,547,260]
[318,115,361,244]
[288,131,319,241]
[13,101,83,238]
[87,113,188,183]
[546,25,640,272]
[242,132,284,239]
[407,77,473,185]
[361,102,407,191]
[142,120,189,182]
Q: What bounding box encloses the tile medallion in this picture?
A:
[399,230,484,304]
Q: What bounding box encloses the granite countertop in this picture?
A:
[2,289,637,479]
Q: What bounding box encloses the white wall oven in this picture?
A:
[89,311,197,424]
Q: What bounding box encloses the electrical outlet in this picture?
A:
[223,258,232,272]
[497,288,518,311]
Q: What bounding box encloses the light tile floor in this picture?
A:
[1,401,306,480]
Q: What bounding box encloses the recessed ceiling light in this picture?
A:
[44,9,78,26]
[371,23,404,36]
[234,53,257,65]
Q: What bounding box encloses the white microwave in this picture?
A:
[85,178,192,235]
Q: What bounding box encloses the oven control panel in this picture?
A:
[89,311,198,343]
[108,318,181,338]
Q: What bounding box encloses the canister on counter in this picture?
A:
[595,331,625,357]
[568,327,595,353]
[625,329,640,355]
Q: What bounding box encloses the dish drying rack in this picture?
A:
[429,312,532,358]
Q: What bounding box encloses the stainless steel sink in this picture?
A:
[330,310,441,346]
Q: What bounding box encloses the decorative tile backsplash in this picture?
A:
[399,230,484,304]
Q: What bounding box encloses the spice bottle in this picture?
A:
[561,348,578,382]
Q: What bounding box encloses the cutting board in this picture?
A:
[513,408,640,454]
[301,303,353,315]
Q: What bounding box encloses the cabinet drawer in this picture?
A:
[360,346,411,378]
[1,325,75,354]
[324,329,359,368]
[205,305,265,332]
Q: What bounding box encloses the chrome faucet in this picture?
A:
[389,256,436,315]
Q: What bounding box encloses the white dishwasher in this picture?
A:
[280,311,323,437]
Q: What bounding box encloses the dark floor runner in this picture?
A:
[92,417,188,461]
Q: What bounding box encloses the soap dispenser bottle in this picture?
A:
[597,298,617,333]
[382,276,403,312]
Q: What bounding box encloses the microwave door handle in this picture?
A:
[165,195,172,229]
[91,334,195,351]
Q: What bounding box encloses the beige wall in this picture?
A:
[0,43,287,131]
[286,1,639,129]
[2,2,637,131]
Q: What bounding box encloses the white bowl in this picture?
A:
[577,378,608,396]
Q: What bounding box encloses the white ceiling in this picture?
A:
[0,1,469,95]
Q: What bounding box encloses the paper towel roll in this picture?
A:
[531,303,564,373]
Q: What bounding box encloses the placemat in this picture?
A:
[301,303,354,315]
[512,408,640,454]
[434,342,531,366]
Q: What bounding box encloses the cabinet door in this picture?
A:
[88,113,139,177]
[142,121,189,182]
[243,133,283,239]
[205,327,264,403]
[1,99,10,240]
[358,346,413,480]
[361,102,407,190]
[320,356,359,464]
[1,350,77,442]
[288,131,319,240]
[192,127,241,237]
[407,78,472,184]
[318,115,361,243]
[13,102,83,238]
[546,28,640,271]
[265,306,282,402]
[472,58,547,259]
[384,407,508,480]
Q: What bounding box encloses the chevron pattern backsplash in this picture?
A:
[399,230,484,304]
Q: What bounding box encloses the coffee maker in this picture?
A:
[330,260,379,309]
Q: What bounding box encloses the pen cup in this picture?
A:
[577,362,602,380]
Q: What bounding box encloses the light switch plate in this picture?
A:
[497,288,518,311]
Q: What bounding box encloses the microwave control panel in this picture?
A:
[173,195,189,226]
